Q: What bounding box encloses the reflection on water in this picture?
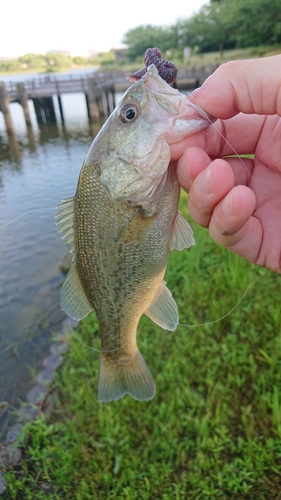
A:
[0,90,106,440]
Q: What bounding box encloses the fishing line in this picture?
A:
[0,208,56,230]
[187,98,254,180]
[70,266,257,355]
[1,99,257,352]
[66,316,148,354]
[177,267,257,328]
[170,99,256,329]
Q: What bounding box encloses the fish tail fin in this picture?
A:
[98,350,156,402]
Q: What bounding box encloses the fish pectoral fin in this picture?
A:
[145,281,178,331]
[98,351,156,402]
[169,211,196,251]
[60,263,93,320]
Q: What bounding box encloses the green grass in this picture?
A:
[176,45,281,70]
[3,193,281,499]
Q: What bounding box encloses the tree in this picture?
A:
[234,0,281,47]
[123,25,177,60]
[177,0,281,54]
[122,0,281,61]
[19,53,47,69]
[174,0,238,56]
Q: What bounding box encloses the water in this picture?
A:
[0,73,108,439]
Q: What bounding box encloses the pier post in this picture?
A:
[55,79,64,123]
[86,77,100,122]
[101,92,108,118]
[198,66,206,86]
[96,93,105,117]
[32,98,44,125]
[107,87,115,114]
[32,97,56,125]
[16,82,32,127]
[57,95,64,123]
[111,87,116,110]
[42,97,56,123]
[85,93,90,120]
[0,83,15,134]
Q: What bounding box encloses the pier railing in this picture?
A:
[0,64,220,134]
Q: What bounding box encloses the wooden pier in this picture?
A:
[0,64,219,134]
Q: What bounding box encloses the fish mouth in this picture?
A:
[186,99,217,125]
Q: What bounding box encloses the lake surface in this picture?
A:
[0,71,110,439]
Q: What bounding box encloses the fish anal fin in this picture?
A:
[169,211,196,251]
[60,263,93,320]
[98,351,156,402]
[145,281,178,331]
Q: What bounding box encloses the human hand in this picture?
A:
[170,55,281,273]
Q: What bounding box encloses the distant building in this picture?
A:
[88,51,101,60]
[111,45,128,60]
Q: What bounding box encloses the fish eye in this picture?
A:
[119,104,139,123]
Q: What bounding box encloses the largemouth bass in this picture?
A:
[56,64,211,402]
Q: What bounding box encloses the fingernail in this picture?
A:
[178,164,191,183]
[197,168,213,195]
[221,196,234,216]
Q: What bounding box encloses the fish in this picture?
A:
[56,64,212,402]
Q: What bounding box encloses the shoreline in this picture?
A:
[1,46,280,79]
[0,64,99,78]
[0,315,79,496]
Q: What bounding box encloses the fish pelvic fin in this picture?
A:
[98,350,156,402]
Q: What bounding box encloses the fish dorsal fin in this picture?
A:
[145,281,178,331]
[169,211,196,251]
[55,197,75,255]
[60,263,93,320]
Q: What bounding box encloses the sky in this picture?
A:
[1,0,208,58]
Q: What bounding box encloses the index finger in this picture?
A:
[189,55,281,119]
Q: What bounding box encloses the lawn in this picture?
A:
[3,192,281,499]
